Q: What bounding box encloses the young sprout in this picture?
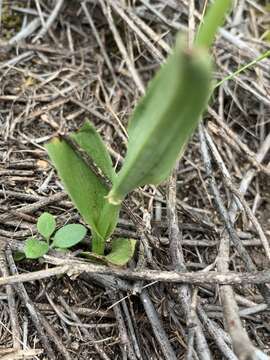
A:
[45,0,232,265]
[24,212,87,259]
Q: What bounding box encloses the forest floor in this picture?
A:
[0,1,270,359]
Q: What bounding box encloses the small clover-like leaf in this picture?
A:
[52,224,87,249]
[24,238,49,259]
[37,212,56,241]
[105,238,137,266]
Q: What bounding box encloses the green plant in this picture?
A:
[24,212,87,259]
[215,49,270,88]
[45,0,232,266]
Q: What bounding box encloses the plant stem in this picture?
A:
[91,231,105,255]
[215,50,270,88]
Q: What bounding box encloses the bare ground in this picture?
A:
[0,0,270,359]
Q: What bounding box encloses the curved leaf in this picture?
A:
[108,41,212,204]
[105,238,137,266]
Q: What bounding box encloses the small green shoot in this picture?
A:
[45,0,232,266]
[24,212,87,259]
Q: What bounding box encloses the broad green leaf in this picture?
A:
[105,238,137,266]
[24,238,49,259]
[52,224,87,248]
[195,0,232,49]
[46,121,120,254]
[37,212,56,240]
[108,40,212,204]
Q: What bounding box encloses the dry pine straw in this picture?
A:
[0,0,270,359]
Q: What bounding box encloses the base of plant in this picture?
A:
[84,238,137,266]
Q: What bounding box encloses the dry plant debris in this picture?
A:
[0,0,270,359]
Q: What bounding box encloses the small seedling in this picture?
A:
[24,212,87,259]
[45,0,232,266]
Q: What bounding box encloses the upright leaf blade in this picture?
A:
[71,121,120,252]
[46,121,120,255]
[108,41,212,204]
[195,0,232,49]
[46,138,104,234]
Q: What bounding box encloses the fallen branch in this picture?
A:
[1,260,270,287]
